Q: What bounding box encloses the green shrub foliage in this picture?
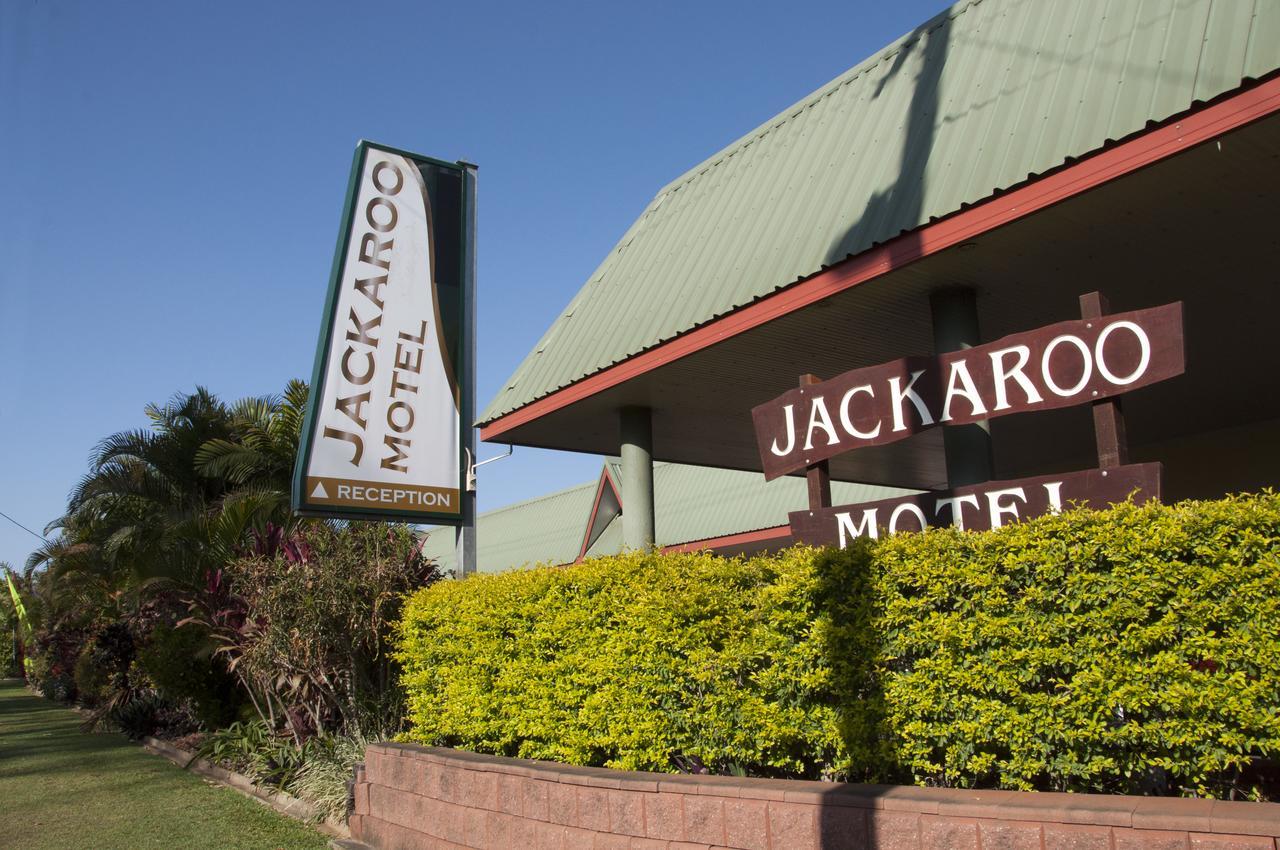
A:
[398,548,839,776]
[396,493,1280,798]
[139,624,244,729]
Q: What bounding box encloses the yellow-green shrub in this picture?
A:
[396,548,842,776]
[395,493,1280,797]
[854,493,1280,797]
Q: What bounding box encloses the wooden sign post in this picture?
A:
[799,374,832,512]
[1080,292,1129,469]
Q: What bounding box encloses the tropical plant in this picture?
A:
[187,521,438,743]
[138,622,244,728]
[195,379,310,543]
[290,733,369,822]
[192,720,314,788]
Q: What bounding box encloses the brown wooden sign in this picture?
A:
[752,302,1184,480]
[789,462,1161,547]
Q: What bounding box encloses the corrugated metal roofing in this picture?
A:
[481,0,1280,425]
[419,478,598,574]
[651,463,904,549]
[421,461,908,574]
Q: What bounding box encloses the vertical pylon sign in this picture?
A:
[293,141,470,525]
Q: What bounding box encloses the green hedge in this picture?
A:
[395,493,1280,798]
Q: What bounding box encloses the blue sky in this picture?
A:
[0,0,950,569]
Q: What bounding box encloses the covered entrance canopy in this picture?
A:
[480,0,1280,522]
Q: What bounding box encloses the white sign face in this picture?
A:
[297,146,462,519]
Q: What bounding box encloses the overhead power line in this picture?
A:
[0,509,48,543]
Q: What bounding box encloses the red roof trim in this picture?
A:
[480,77,1280,442]
[661,524,793,554]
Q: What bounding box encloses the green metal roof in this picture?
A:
[421,461,908,574]
[419,477,598,574]
[481,0,1280,426]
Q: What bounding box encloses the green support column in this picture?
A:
[620,406,655,551]
[930,287,994,487]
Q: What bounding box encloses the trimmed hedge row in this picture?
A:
[394,493,1280,798]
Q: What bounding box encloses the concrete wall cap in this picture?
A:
[1209,800,1280,838]
[360,744,1280,841]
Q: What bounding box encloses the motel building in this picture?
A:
[429,0,1280,572]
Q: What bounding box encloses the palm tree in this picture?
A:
[195,379,311,555]
[42,387,235,599]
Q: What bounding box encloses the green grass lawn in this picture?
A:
[0,679,329,850]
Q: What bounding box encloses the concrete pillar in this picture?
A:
[620,406,655,551]
[930,287,994,488]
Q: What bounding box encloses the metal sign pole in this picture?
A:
[456,161,479,576]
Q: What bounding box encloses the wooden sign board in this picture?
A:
[753,302,1184,481]
[789,463,1162,547]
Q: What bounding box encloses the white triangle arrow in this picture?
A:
[311,482,329,499]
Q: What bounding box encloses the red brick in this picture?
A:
[391,754,419,792]
[525,779,553,822]
[593,832,631,850]
[497,774,525,817]
[365,749,390,784]
[870,811,922,850]
[683,796,725,846]
[362,814,437,850]
[536,820,568,850]
[669,843,713,850]
[1114,830,1190,850]
[921,817,979,850]
[439,801,468,845]
[487,812,515,849]
[578,786,612,832]
[369,784,405,827]
[608,790,647,838]
[820,805,869,850]
[629,839,670,850]
[1190,835,1277,850]
[355,781,371,816]
[438,766,464,804]
[411,760,438,799]
[513,812,540,846]
[645,793,686,842]
[550,782,581,826]
[464,805,489,847]
[1044,824,1111,850]
[979,820,1043,850]
[724,797,769,850]
[768,802,819,849]
[469,770,499,811]
[563,825,598,848]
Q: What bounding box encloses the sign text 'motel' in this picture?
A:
[753,302,1184,481]
[752,299,1185,545]
[788,464,1162,547]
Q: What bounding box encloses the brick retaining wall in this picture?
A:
[352,743,1280,850]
